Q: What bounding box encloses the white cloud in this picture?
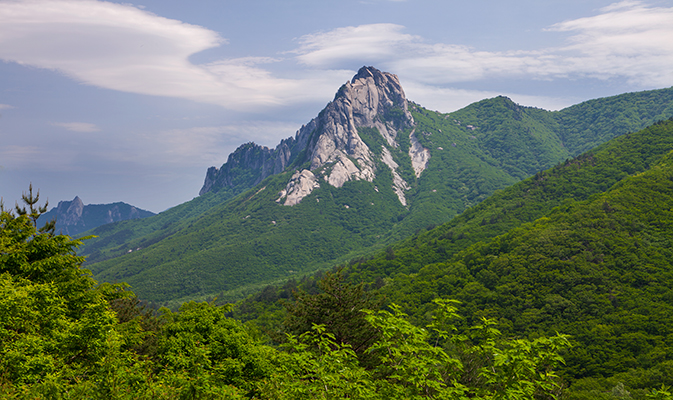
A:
[84,121,301,169]
[1,0,671,115]
[0,0,348,111]
[402,82,574,113]
[294,2,673,88]
[51,122,100,132]
[0,103,14,109]
[154,121,299,166]
[546,1,673,86]
[295,24,420,69]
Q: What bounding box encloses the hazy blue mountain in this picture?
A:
[38,196,155,236]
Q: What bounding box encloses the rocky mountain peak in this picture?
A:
[348,66,411,133]
[58,195,84,225]
[38,197,155,236]
[277,66,418,205]
[201,66,429,206]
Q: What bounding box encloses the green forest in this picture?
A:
[234,119,673,398]
[76,86,673,307]
[2,195,581,399]
[3,93,673,397]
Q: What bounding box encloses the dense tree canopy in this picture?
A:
[0,189,589,399]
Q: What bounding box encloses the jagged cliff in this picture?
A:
[200,66,430,206]
[38,196,155,236]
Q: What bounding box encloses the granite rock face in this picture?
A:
[199,140,298,196]
[409,129,431,178]
[200,66,430,206]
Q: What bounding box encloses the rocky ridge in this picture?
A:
[38,196,155,236]
[201,66,430,206]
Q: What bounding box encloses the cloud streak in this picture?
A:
[0,0,349,111]
[51,122,100,132]
[1,0,671,114]
[295,2,673,88]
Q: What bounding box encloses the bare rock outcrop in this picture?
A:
[200,66,419,206]
[277,66,414,205]
[276,170,320,206]
[380,147,410,206]
[409,129,431,178]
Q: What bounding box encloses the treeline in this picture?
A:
[2,193,583,399]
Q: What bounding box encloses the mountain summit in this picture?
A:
[201,66,425,206]
[81,68,673,304]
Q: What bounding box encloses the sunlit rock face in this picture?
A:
[277,66,417,205]
[200,66,429,206]
[409,129,431,178]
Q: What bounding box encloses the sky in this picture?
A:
[2,0,673,213]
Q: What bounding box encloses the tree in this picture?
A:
[264,298,571,400]
[0,188,130,394]
[282,269,381,363]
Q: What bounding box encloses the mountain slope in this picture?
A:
[80,67,673,305]
[379,148,673,392]
[346,118,673,280]
[241,119,673,395]
[343,119,673,391]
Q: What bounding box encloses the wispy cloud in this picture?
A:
[401,82,573,113]
[0,0,351,111]
[0,145,41,165]
[152,121,300,166]
[51,122,101,132]
[545,0,673,86]
[1,0,671,114]
[294,2,673,87]
[0,103,15,109]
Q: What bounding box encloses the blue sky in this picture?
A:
[2,0,673,212]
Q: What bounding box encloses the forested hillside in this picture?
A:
[238,119,673,398]
[79,82,673,306]
[1,196,585,399]
[3,120,673,399]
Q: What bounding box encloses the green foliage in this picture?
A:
[157,301,276,394]
[281,269,382,365]
[264,300,570,400]
[79,88,673,305]
[329,122,673,396]
[1,192,575,398]
[0,193,132,396]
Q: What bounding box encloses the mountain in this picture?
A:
[79,67,673,306]
[200,67,415,206]
[376,122,673,396]
[241,118,673,396]
[37,196,155,236]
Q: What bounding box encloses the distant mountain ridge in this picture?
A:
[79,67,673,305]
[38,196,155,236]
